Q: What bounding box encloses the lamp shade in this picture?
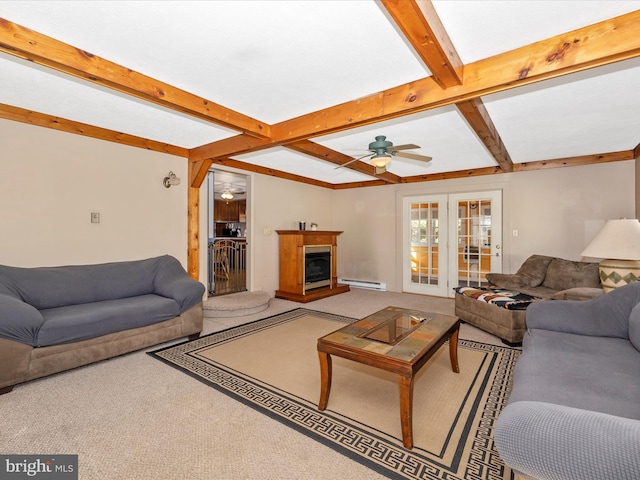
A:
[581,218,640,260]
[370,154,391,168]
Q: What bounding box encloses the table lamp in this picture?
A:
[581,218,640,292]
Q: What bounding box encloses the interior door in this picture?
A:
[402,191,502,297]
[402,195,449,297]
[448,191,503,291]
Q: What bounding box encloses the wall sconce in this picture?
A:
[163,171,180,188]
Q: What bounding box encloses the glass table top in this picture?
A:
[319,306,459,362]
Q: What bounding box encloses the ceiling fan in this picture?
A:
[336,135,432,174]
[216,182,246,201]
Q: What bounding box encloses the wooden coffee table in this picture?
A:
[317,306,460,449]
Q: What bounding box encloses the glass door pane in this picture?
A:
[457,200,488,287]
[410,202,439,286]
[450,191,502,290]
[402,194,448,297]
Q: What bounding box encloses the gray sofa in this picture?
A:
[0,255,205,393]
[494,281,640,480]
[455,254,604,344]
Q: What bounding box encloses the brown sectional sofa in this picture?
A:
[455,255,604,344]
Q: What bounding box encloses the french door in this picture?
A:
[402,191,502,297]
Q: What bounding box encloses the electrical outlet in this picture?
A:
[91,212,100,224]
[263,227,272,235]
[512,229,518,237]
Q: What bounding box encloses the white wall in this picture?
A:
[333,161,636,292]
[247,174,334,293]
[3,120,635,298]
[1,120,189,268]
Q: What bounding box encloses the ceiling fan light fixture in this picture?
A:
[370,153,392,168]
[221,190,234,200]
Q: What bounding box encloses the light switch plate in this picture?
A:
[91,212,100,224]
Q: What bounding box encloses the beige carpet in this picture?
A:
[1,290,517,479]
[151,308,520,480]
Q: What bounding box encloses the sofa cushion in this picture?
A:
[0,258,166,310]
[630,304,640,352]
[36,294,180,347]
[484,273,529,290]
[516,255,554,287]
[509,328,640,420]
[542,258,601,291]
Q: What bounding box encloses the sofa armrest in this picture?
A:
[152,256,206,312]
[525,282,640,338]
[551,287,605,301]
[0,293,44,346]
[495,401,640,480]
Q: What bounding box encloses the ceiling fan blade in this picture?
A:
[395,151,432,162]
[390,143,420,151]
[334,153,373,169]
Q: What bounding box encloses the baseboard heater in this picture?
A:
[338,278,387,291]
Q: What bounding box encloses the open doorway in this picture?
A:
[207,170,248,296]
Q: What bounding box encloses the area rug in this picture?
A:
[149,308,519,480]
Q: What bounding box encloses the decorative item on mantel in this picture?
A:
[310,222,318,231]
[581,218,640,292]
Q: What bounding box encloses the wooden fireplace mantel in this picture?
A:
[275,230,350,303]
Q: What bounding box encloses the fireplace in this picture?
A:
[304,245,332,291]
[275,230,349,303]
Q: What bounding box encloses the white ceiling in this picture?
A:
[1,1,639,184]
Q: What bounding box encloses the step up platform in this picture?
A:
[203,291,270,318]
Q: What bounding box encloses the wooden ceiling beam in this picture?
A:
[190,134,273,162]
[189,133,274,187]
[188,10,640,186]
[0,18,270,139]
[0,103,188,157]
[401,148,635,184]
[514,149,635,171]
[380,0,463,88]
[3,12,638,190]
[287,140,402,184]
[269,10,640,143]
[207,158,336,189]
[402,166,503,184]
[332,179,391,189]
[380,0,512,173]
[456,98,514,172]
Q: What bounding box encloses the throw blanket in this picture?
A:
[454,287,541,310]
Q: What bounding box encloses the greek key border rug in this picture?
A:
[149,308,519,480]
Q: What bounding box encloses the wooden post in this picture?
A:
[187,165,201,281]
